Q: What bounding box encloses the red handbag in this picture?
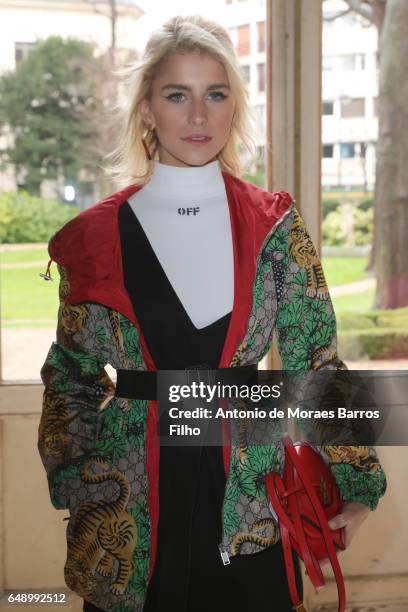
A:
[265,433,347,612]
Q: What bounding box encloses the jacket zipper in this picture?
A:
[218,200,295,564]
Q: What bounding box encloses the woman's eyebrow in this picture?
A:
[161,83,230,91]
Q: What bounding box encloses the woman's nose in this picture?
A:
[189,100,208,125]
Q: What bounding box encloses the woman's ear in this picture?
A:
[139,99,155,130]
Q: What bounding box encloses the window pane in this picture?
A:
[323,101,334,115]
[257,62,266,92]
[340,143,355,158]
[14,42,36,66]
[323,144,334,158]
[257,21,265,53]
[237,24,250,56]
[341,97,365,117]
[241,64,250,84]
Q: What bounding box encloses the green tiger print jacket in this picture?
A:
[38,174,387,611]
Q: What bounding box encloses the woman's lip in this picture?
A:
[181,137,213,145]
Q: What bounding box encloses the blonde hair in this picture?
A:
[103,14,259,188]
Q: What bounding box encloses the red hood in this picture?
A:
[47,171,293,370]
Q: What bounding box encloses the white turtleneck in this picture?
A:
[127,159,234,330]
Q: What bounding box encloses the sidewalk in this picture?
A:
[330,277,375,297]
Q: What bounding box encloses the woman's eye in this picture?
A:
[165,93,186,103]
[165,91,228,103]
[208,91,227,101]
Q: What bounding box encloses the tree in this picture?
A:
[373,0,408,308]
[324,0,408,308]
[0,36,106,196]
[80,44,139,199]
[82,0,141,198]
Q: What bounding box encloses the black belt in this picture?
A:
[114,363,258,400]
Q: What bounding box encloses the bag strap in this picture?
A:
[282,433,346,612]
[266,472,317,610]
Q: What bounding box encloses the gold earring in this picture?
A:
[142,126,154,160]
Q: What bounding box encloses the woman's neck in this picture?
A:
[143,159,226,200]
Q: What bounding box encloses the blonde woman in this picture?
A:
[38,14,387,612]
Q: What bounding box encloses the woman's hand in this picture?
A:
[318,501,371,571]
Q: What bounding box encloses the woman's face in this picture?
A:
[139,52,236,167]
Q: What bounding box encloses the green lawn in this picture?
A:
[0,247,49,265]
[1,265,59,324]
[321,256,369,287]
[0,249,371,327]
[331,288,375,316]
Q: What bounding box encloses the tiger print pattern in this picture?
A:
[231,518,277,555]
[38,388,75,458]
[311,345,339,370]
[230,339,249,368]
[65,457,137,599]
[108,310,133,370]
[289,208,329,300]
[58,265,70,300]
[61,303,89,337]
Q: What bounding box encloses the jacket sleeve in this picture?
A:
[38,264,115,510]
[274,205,387,511]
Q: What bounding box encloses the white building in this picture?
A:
[223,0,267,172]
[223,0,378,192]
[322,0,378,194]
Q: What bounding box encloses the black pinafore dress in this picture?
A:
[83,200,303,612]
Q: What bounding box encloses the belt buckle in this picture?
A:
[184,363,215,388]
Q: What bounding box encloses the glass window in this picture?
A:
[241,64,250,84]
[257,21,266,53]
[340,143,355,158]
[323,101,334,115]
[257,63,266,92]
[323,144,334,158]
[341,97,365,118]
[15,42,36,66]
[356,142,367,158]
[237,24,250,56]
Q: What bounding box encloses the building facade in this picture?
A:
[223,0,378,193]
